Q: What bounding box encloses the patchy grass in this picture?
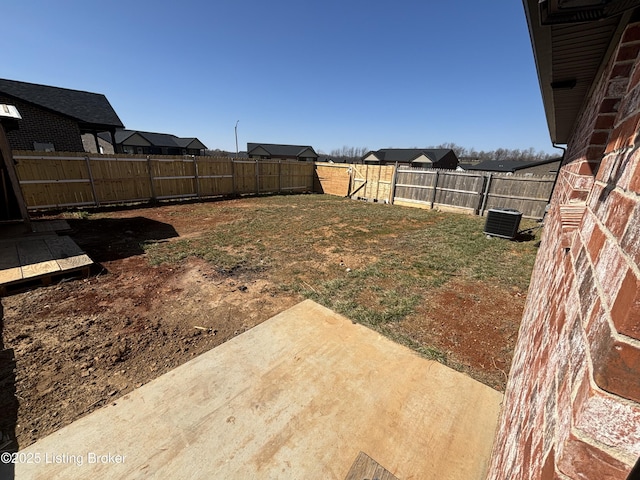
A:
[144,194,541,387]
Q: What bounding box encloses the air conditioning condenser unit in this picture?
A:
[484,208,522,240]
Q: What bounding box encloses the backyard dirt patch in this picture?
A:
[0,195,540,449]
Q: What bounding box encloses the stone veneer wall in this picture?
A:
[486,18,640,480]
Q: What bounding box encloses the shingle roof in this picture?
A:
[174,137,195,148]
[109,130,137,143]
[465,158,561,172]
[366,148,455,163]
[0,78,124,129]
[101,129,207,149]
[247,143,318,157]
[137,131,181,147]
[174,137,207,149]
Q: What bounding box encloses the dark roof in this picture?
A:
[101,129,207,150]
[465,157,562,172]
[523,1,638,143]
[108,130,136,143]
[137,131,181,147]
[365,148,456,163]
[174,137,207,149]
[457,163,476,170]
[247,143,318,157]
[0,78,124,130]
[317,156,346,163]
[98,130,139,144]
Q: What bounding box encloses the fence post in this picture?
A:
[84,155,99,207]
[363,164,369,200]
[193,156,200,199]
[389,162,399,204]
[278,160,282,193]
[479,173,493,216]
[255,159,260,195]
[474,175,486,215]
[146,156,156,201]
[374,164,381,201]
[231,158,237,195]
[430,171,439,208]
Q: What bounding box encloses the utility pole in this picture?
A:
[235,120,239,158]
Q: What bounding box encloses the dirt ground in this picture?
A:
[0,197,529,450]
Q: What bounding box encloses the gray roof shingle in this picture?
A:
[247,143,318,157]
[0,78,124,129]
[465,158,561,172]
[101,129,207,150]
[367,148,455,163]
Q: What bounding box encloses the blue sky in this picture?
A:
[4,0,554,155]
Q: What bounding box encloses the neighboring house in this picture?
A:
[458,157,483,166]
[361,148,459,169]
[456,163,475,171]
[247,143,319,162]
[0,78,124,152]
[204,149,248,158]
[488,2,640,479]
[317,155,348,163]
[0,106,30,223]
[464,157,561,175]
[98,129,207,155]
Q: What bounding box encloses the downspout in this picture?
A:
[547,142,566,206]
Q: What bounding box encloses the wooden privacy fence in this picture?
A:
[313,163,351,196]
[14,152,314,210]
[314,163,556,219]
[313,163,395,203]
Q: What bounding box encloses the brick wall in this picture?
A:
[487,18,640,480]
[0,94,85,152]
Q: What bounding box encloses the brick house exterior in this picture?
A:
[0,79,124,153]
[487,3,640,479]
[0,94,85,152]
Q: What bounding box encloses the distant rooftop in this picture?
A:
[247,143,318,157]
[465,157,561,172]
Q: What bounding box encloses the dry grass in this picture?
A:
[142,194,541,383]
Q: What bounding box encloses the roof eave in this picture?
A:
[186,139,207,150]
[524,0,636,145]
[524,0,561,144]
[78,120,125,132]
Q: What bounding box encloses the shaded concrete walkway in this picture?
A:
[14,300,502,479]
[0,220,92,295]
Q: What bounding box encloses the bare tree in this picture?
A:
[431,143,557,162]
[329,145,369,162]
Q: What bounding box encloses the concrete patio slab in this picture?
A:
[12,300,503,480]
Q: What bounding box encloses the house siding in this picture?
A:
[297,148,318,161]
[486,18,640,480]
[0,94,85,152]
[248,146,270,158]
[81,134,115,154]
[434,151,459,169]
[121,133,151,148]
[412,154,433,165]
[516,160,562,175]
